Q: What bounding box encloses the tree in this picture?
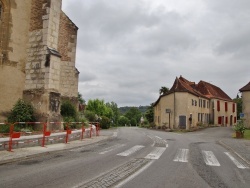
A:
[106,101,120,125]
[145,103,154,123]
[86,99,106,116]
[233,96,242,119]
[118,116,130,126]
[84,110,96,122]
[125,107,142,124]
[159,86,169,95]
[78,92,85,104]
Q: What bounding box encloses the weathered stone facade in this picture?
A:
[0,0,79,123]
[239,82,250,128]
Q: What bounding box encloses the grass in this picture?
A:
[244,129,250,140]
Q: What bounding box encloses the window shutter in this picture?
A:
[218,116,222,124]
[225,102,228,112]
[217,101,220,111]
[232,103,235,113]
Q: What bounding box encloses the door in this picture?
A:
[179,115,186,129]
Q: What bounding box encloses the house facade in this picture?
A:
[239,82,250,128]
[154,76,237,129]
[0,0,79,124]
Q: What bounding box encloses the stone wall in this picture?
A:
[0,0,79,123]
[242,92,250,128]
[0,0,31,120]
[58,11,79,98]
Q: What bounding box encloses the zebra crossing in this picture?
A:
[99,144,249,169]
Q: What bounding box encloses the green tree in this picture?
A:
[233,95,242,119]
[84,110,96,122]
[8,99,36,123]
[159,86,169,95]
[86,99,106,116]
[78,92,85,105]
[124,107,142,124]
[106,101,119,125]
[118,116,130,126]
[145,103,154,123]
[130,118,137,126]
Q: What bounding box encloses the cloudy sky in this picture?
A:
[62,0,250,107]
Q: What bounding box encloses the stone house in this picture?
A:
[0,0,79,124]
[239,82,250,128]
[154,76,237,129]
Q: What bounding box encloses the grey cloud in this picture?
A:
[63,0,250,106]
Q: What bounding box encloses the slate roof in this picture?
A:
[239,82,250,92]
[154,76,232,106]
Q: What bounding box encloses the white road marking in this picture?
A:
[224,152,249,169]
[155,136,162,139]
[99,144,125,154]
[202,150,220,166]
[173,149,189,162]
[112,132,118,137]
[117,145,145,157]
[145,147,166,160]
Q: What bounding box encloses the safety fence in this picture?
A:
[0,122,100,152]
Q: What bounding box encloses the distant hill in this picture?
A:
[119,106,149,115]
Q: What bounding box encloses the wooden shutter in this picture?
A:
[232,103,235,113]
[217,100,220,111]
[218,116,222,124]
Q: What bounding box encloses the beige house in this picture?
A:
[154,76,237,129]
[0,0,79,124]
[239,82,250,128]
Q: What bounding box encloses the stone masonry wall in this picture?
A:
[58,11,78,98]
[0,0,30,121]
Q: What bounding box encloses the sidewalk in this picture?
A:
[0,135,109,165]
[219,138,250,165]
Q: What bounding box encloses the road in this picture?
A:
[0,127,249,188]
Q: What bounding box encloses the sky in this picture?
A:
[62,0,250,107]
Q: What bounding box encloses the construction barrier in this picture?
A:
[8,122,45,152]
[0,121,100,152]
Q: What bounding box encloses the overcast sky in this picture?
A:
[62,0,250,107]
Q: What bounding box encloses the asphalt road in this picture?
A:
[0,127,249,188]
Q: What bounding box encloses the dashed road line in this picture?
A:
[173,149,189,162]
[99,144,125,154]
[117,145,145,157]
[224,152,249,169]
[202,150,220,166]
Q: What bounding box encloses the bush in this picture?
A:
[130,118,137,126]
[84,110,96,122]
[8,99,36,124]
[61,101,77,120]
[100,116,110,129]
[0,124,10,133]
[233,120,246,134]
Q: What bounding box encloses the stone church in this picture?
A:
[0,0,79,123]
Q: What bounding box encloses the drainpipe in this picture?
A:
[174,91,176,129]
